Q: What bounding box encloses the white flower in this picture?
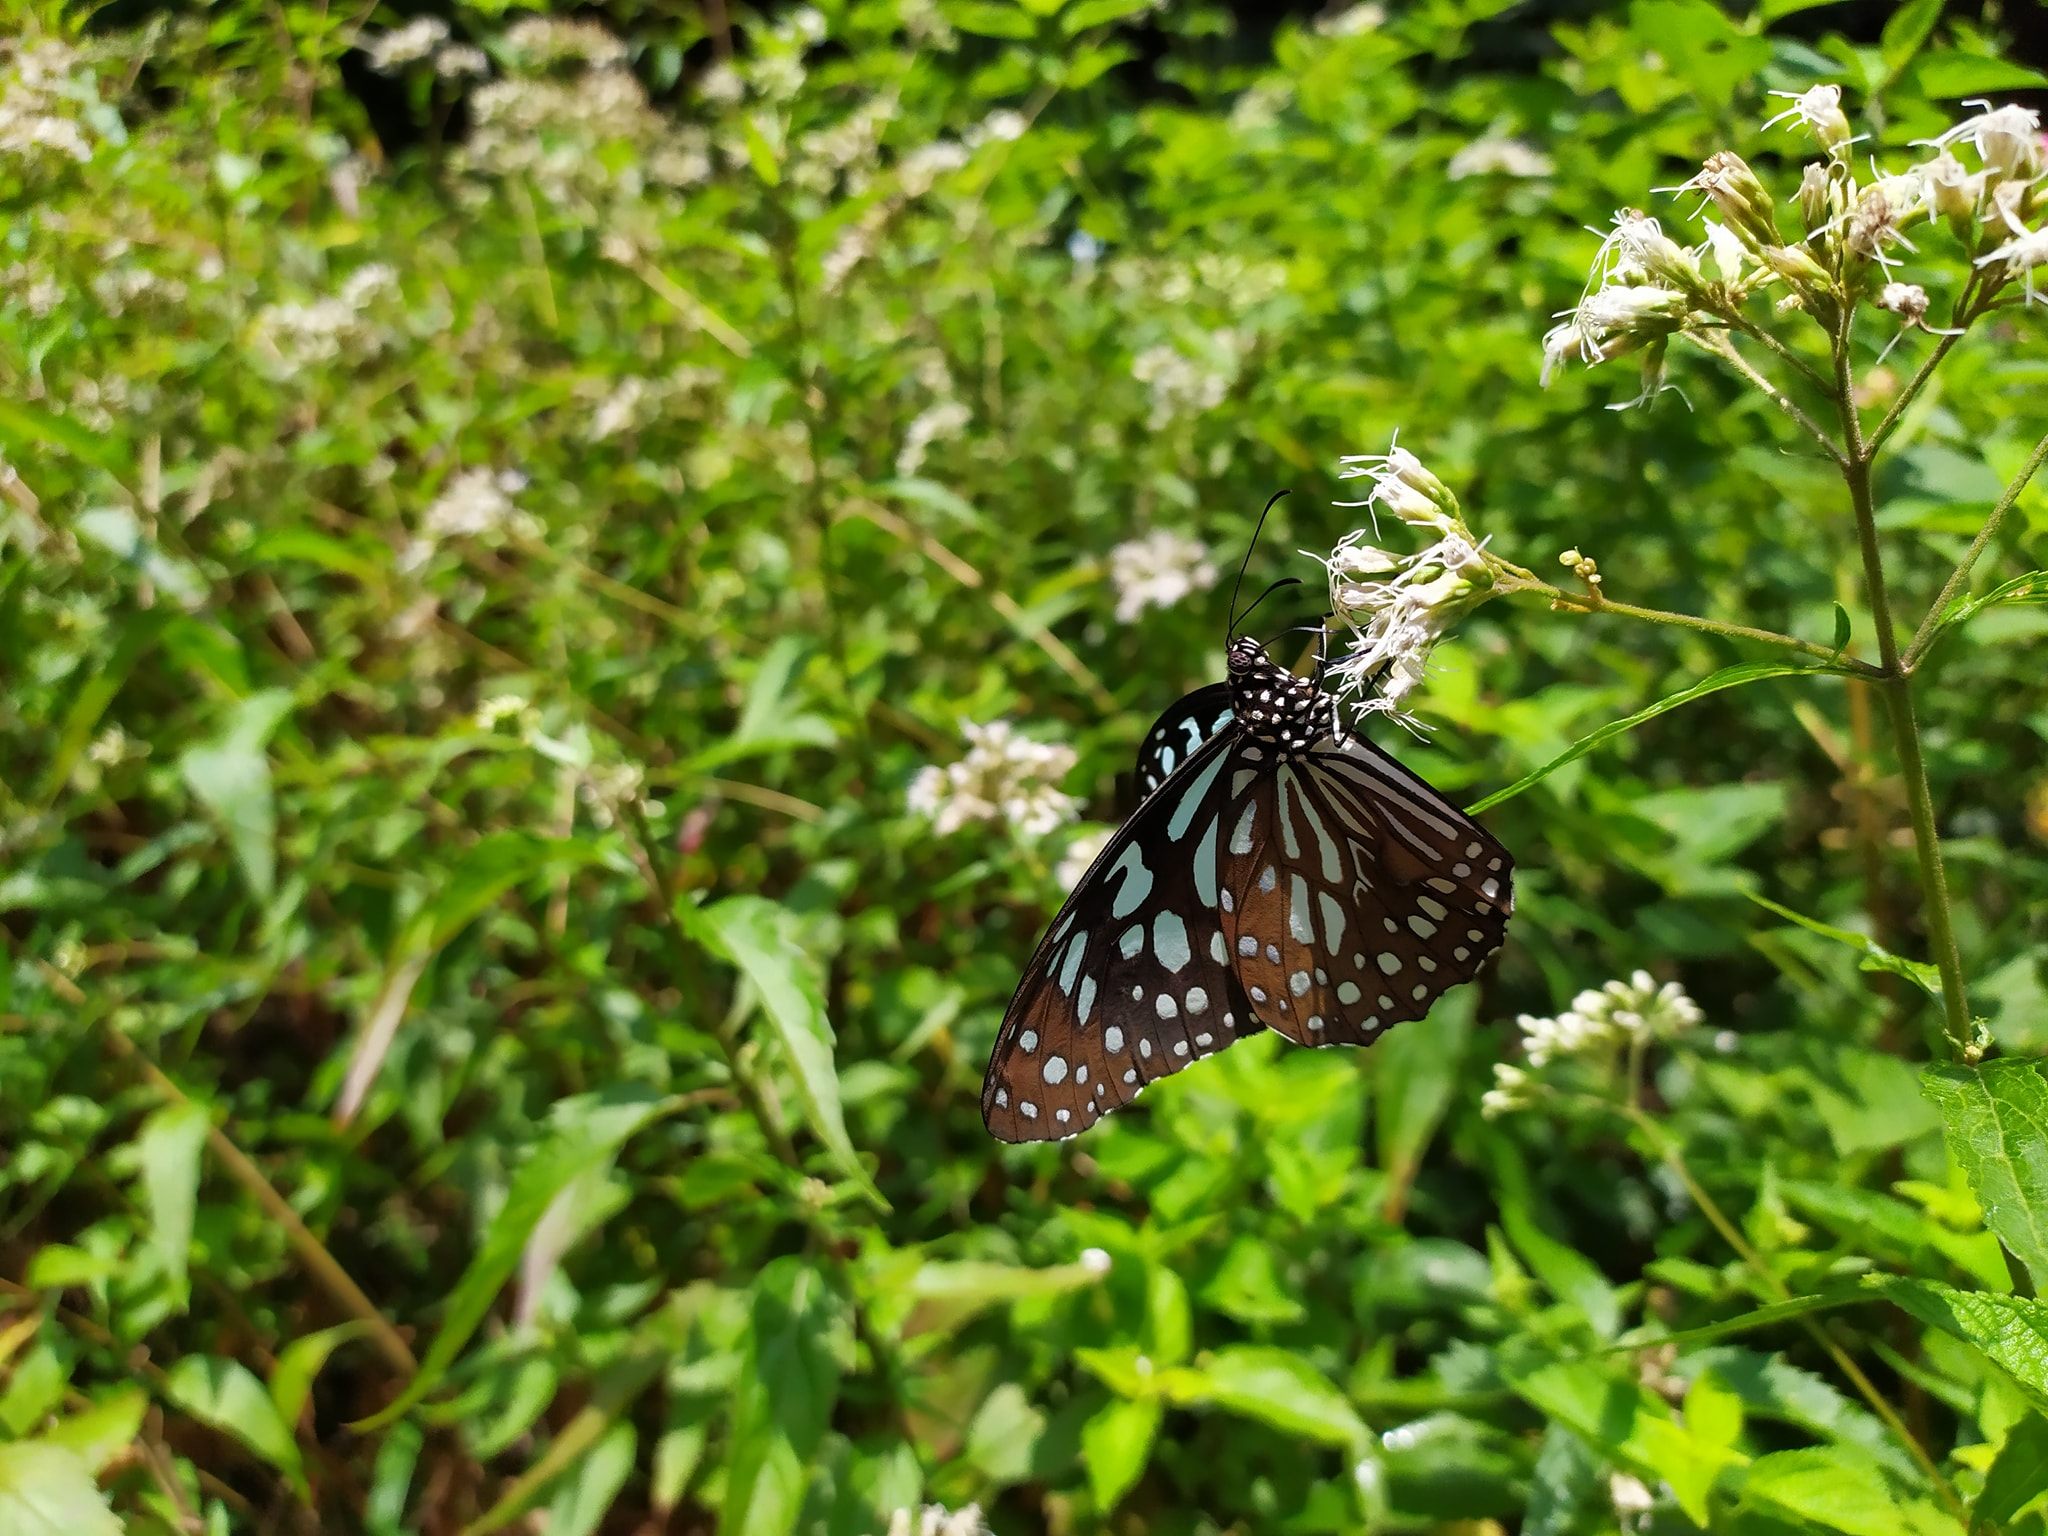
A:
[422,469,536,542]
[1610,1472,1656,1523]
[1975,203,2048,305]
[1333,444,1460,532]
[1130,339,1236,428]
[1317,3,1387,36]
[433,44,490,79]
[1447,137,1552,180]
[1514,970,1703,1067]
[699,62,744,105]
[1056,825,1113,888]
[896,400,971,476]
[899,140,970,196]
[1480,1062,1531,1119]
[361,17,450,72]
[908,722,1079,840]
[1877,281,1929,324]
[1079,1246,1112,1275]
[503,17,630,70]
[972,109,1028,145]
[1761,83,1852,154]
[1107,528,1218,623]
[886,1506,989,1536]
[1927,100,2043,183]
[475,694,536,731]
[0,41,102,166]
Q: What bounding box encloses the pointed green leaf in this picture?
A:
[1742,1446,1945,1536]
[272,1323,371,1430]
[1467,662,1817,814]
[354,1087,665,1430]
[1872,1275,2048,1409]
[165,1355,308,1499]
[1161,1345,1367,1449]
[1922,1061,2048,1289]
[722,1257,851,1536]
[135,1100,209,1309]
[0,1442,123,1536]
[1082,1396,1160,1512]
[178,689,293,900]
[682,896,884,1209]
[1751,893,1943,999]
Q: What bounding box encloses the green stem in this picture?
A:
[1867,276,1981,456]
[1684,330,1845,465]
[1622,1108,1961,1515]
[1508,574,1880,676]
[1903,429,2048,671]
[1831,332,1974,1056]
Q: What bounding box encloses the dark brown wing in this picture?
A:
[1219,729,1512,1046]
[983,728,1264,1143]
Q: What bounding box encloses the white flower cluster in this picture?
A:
[885,1506,989,1536]
[1108,528,1219,624]
[1448,136,1553,181]
[419,468,540,547]
[1322,445,1495,720]
[451,24,709,210]
[359,17,486,79]
[1056,825,1113,889]
[579,369,717,443]
[907,722,1079,839]
[248,264,398,372]
[1130,338,1238,429]
[90,261,189,318]
[1544,91,2048,401]
[895,400,972,476]
[1,261,62,319]
[1483,971,1704,1116]
[0,39,100,166]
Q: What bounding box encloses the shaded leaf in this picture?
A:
[135,1099,209,1309]
[165,1355,308,1499]
[722,1257,851,1536]
[1974,1412,2048,1533]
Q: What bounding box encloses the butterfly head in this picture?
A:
[1226,637,1328,751]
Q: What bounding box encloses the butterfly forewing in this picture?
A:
[1133,682,1234,799]
[983,729,1264,1143]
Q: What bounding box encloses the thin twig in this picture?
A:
[1510,576,1881,676]
[1683,331,1847,466]
[1903,429,2048,671]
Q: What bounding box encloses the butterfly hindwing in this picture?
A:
[1224,729,1512,1046]
[983,728,1265,1143]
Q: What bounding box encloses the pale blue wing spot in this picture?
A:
[1152,911,1192,973]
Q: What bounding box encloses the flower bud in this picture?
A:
[1760,243,1832,293]
[1797,163,1834,235]
[1685,152,1783,254]
[1924,150,1982,223]
[1610,211,1706,296]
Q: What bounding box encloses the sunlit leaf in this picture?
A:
[1922,1061,2048,1289]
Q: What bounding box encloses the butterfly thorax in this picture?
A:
[1225,637,1330,754]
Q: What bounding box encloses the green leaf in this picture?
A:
[1750,893,1943,999]
[1912,50,2048,96]
[1614,1288,1874,1353]
[178,689,294,900]
[722,1257,850,1536]
[1062,0,1153,32]
[42,1388,148,1476]
[1508,1358,1746,1527]
[1742,1446,1945,1536]
[165,1355,308,1499]
[682,896,883,1209]
[74,504,207,608]
[1974,1413,2048,1533]
[354,1087,665,1430]
[945,1,1041,39]
[135,1099,209,1309]
[540,1423,638,1536]
[1374,989,1472,1209]
[1922,1061,2048,1289]
[1872,1276,2048,1409]
[0,1442,123,1536]
[1918,572,2048,660]
[1879,0,1943,77]
[272,1323,370,1430]
[1159,1346,1367,1449]
[1831,602,1852,654]
[1466,662,1816,814]
[1081,1396,1159,1512]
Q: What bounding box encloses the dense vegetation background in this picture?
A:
[5,0,2048,1532]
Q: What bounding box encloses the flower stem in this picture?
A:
[1684,331,1846,465]
[1867,276,1980,456]
[1903,429,2048,671]
[1831,332,1974,1056]
[1508,574,1880,675]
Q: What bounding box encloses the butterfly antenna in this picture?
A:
[1233,576,1303,635]
[1227,490,1292,638]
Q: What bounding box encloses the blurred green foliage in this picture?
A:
[4,1,2048,1532]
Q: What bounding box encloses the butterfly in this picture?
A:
[981,503,1514,1143]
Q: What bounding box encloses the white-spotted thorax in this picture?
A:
[1225,637,1331,754]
